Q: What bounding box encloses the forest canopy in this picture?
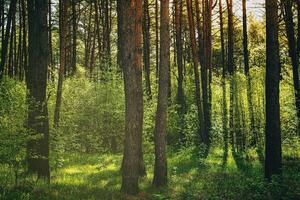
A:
[0,0,300,199]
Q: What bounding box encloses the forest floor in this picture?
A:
[1,147,300,200]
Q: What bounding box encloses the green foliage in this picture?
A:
[48,68,125,155]
[0,78,28,186]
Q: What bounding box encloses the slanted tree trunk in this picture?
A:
[282,0,300,135]
[54,0,69,127]
[186,0,205,145]
[153,0,170,187]
[265,0,282,180]
[142,0,152,99]
[120,0,144,195]
[26,0,50,180]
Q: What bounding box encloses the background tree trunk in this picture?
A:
[54,0,69,127]
[143,0,152,99]
[186,0,205,145]
[0,0,17,80]
[282,0,300,135]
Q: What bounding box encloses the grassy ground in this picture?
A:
[1,147,300,200]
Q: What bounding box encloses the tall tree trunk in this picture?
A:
[226,0,235,153]
[117,0,122,70]
[282,0,300,135]
[219,0,228,166]
[54,0,69,127]
[186,0,205,145]
[175,0,185,143]
[120,0,144,195]
[243,0,257,145]
[48,0,53,80]
[71,0,77,74]
[155,0,159,80]
[0,0,17,80]
[175,0,184,111]
[265,0,282,180]
[21,0,27,81]
[153,0,170,187]
[202,0,212,149]
[8,11,15,77]
[26,0,50,180]
[297,1,300,57]
[143,0,152,99]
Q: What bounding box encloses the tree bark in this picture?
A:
[265,0,282,180]
[120,0,144,195]
[26,0,50,180]
[153,0,170,187]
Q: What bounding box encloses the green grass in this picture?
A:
[1,147,300,200]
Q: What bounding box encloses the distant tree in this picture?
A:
[54,0,69,127]
[186,0,205,144]
[282,0,300,135]
[175,0,185,112]
[265,0,282,180]
[219,0,228,165]
[71,0,77,74]
[143,0,152,99]
[0,0,17,80]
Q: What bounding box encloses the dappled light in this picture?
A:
[1,0,300,199]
